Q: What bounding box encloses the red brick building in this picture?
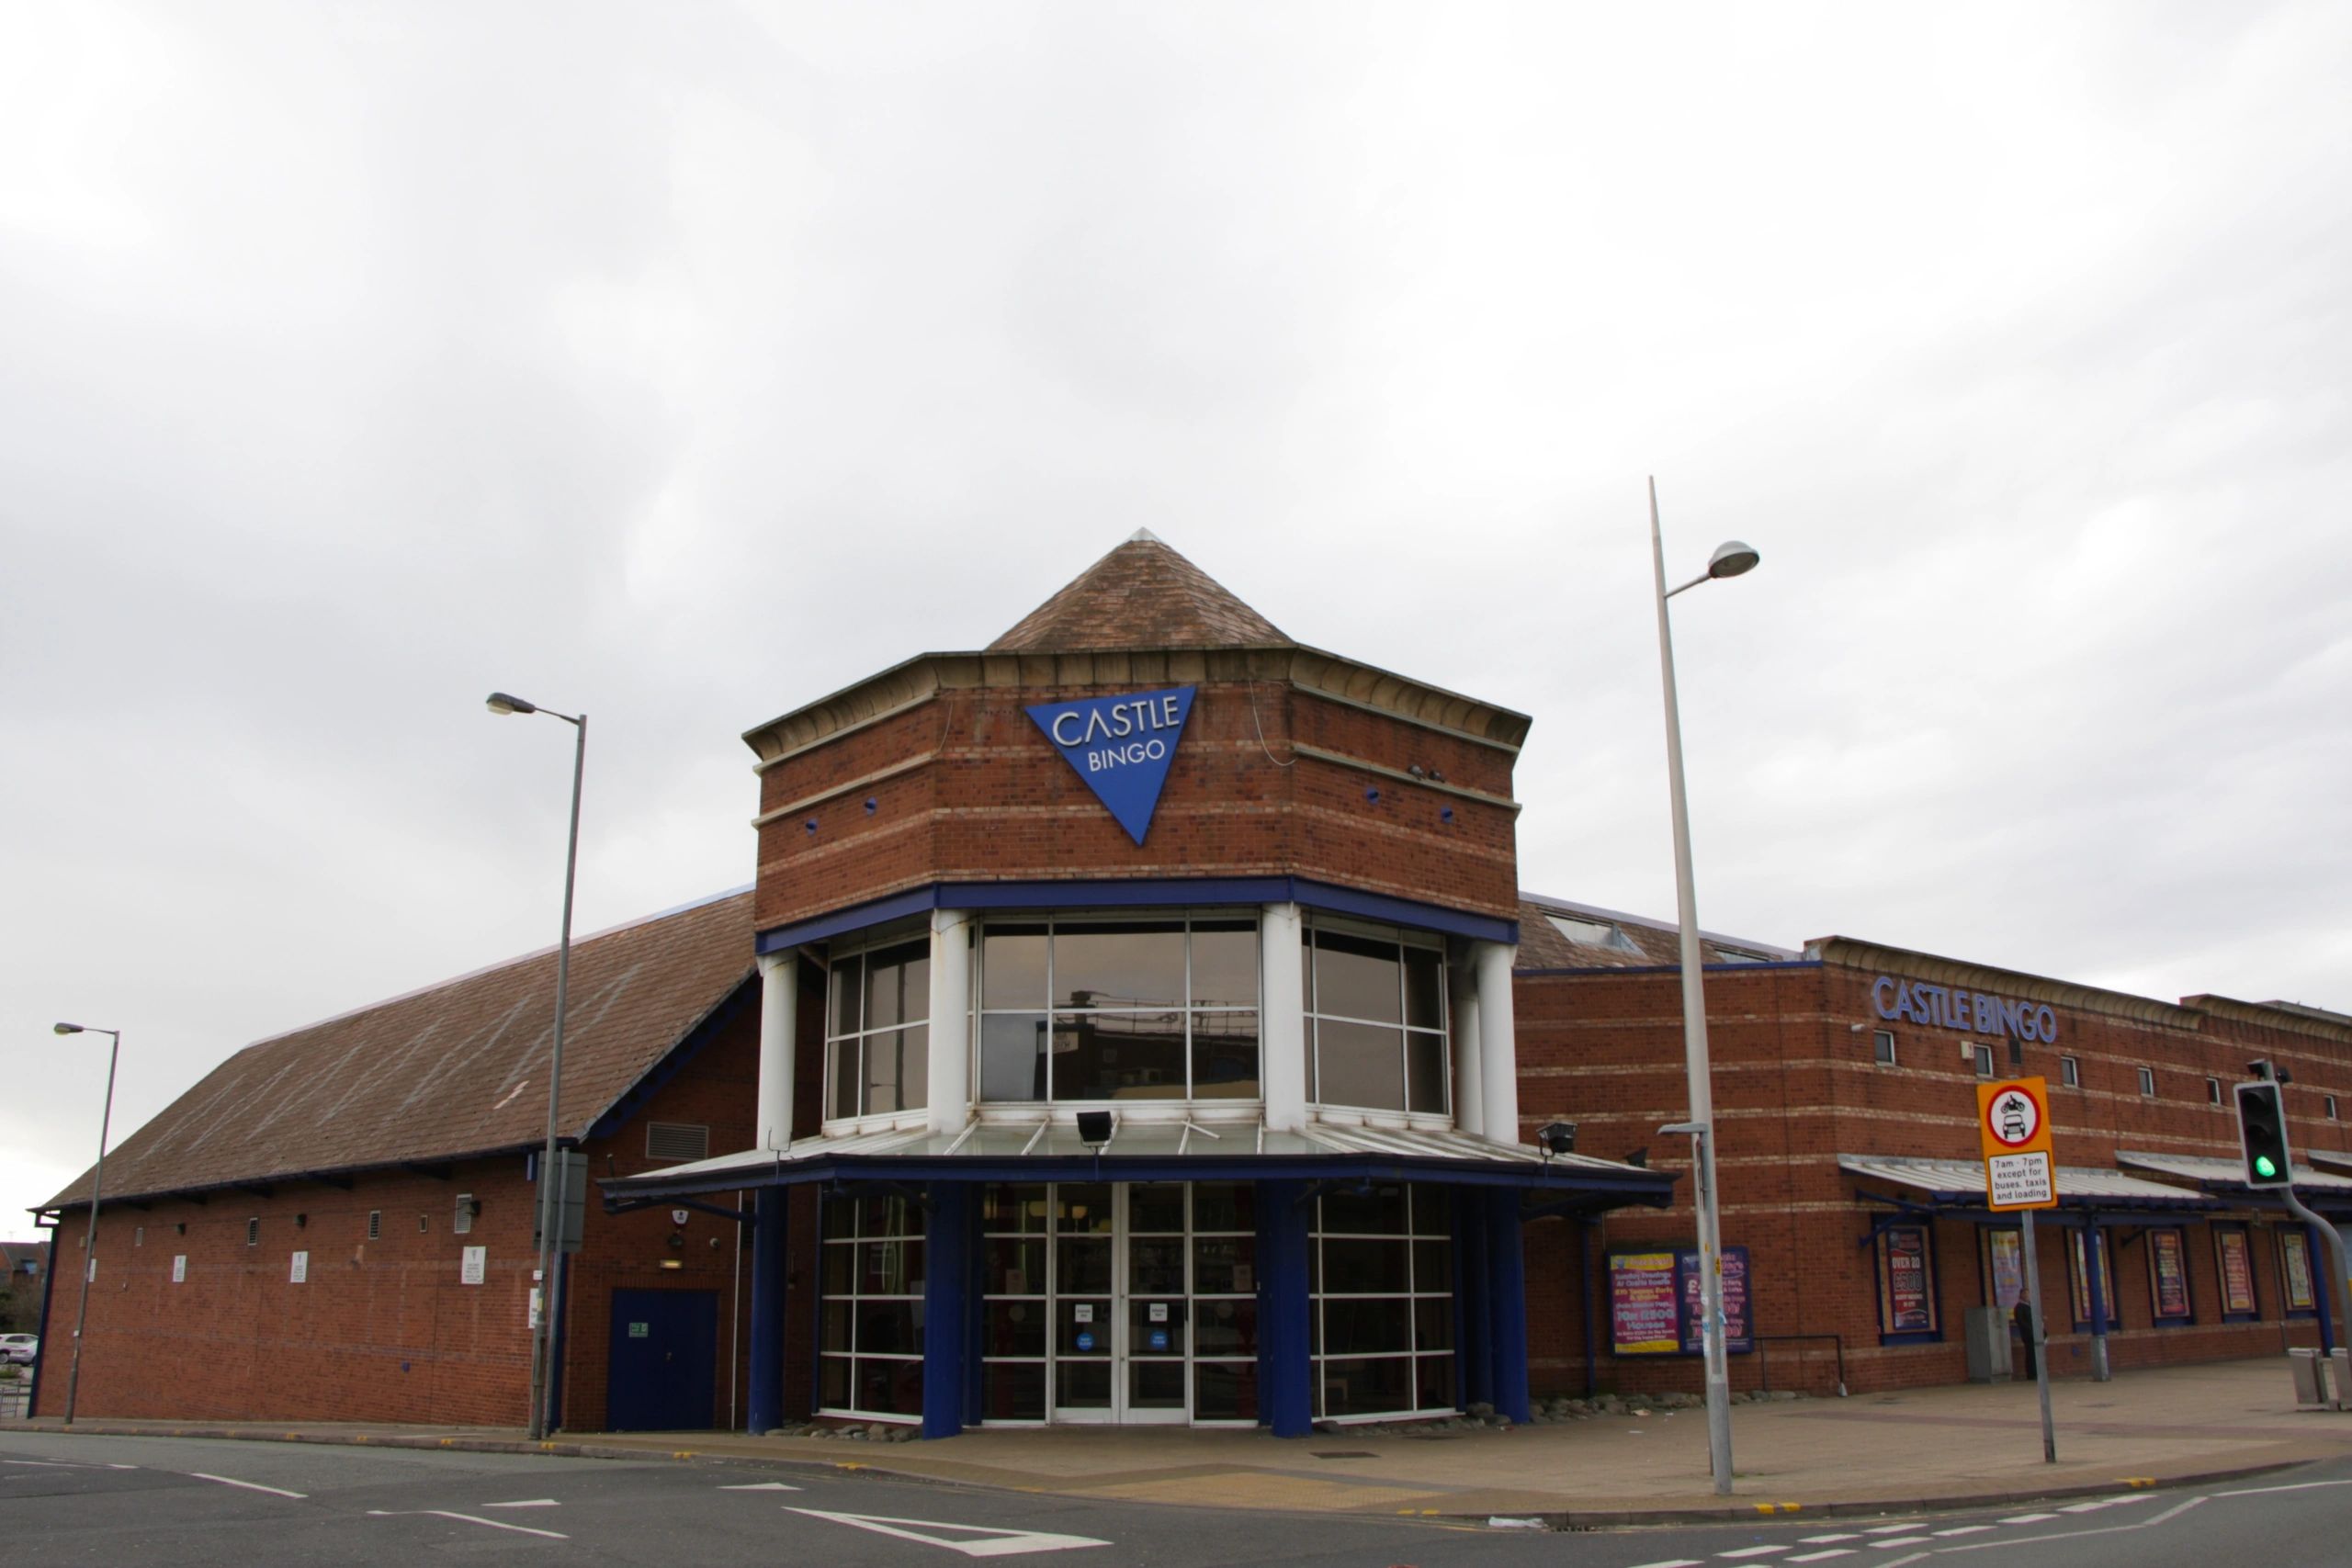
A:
[32,533,2352,1432]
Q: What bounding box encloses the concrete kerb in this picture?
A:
[13,1417,2329,1527]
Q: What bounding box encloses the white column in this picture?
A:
[755,951,797,1152]
[1450,959,1485,1141]
[927,909,974,1135]
[1261,903,1307,1134]
[1473,940,1520,1148]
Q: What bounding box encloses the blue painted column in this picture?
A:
[1484,1188,1532,1425]
[1454,1189,1494,1411]
[746,1188,788,1434]
[922,1183,972,1438]
[1257,1179,1313,1437]
[2084,1220,2112,1382]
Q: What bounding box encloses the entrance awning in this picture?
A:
[1838,1154,2220,1215]
[601,1120,1678,1212]
[2116,1149,2352,1213]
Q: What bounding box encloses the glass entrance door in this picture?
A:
[981,1180,1257,1427]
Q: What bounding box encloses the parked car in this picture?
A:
[0,1334,37,1365]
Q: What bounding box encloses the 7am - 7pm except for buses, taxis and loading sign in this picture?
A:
[1978,1076,2057,1211]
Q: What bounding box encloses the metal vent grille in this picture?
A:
[646,1122,710,1164]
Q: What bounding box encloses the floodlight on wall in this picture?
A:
[1624,1148,1647,1168]
[1537,1122,1577,1162]
[1076,1111,1114,1149]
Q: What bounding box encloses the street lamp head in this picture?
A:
[485,692,537,716]
[1706,541,1760,581]
[53,1022,84,1035]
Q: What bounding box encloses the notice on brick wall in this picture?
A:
[171,1254,187,1284]
[289,1250,309,1284]
[460,1245,487,1286]
[1609,1250,1681,1355]
[1676,1246,1753,1354]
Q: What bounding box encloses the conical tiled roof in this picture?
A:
[988,530,1288,653]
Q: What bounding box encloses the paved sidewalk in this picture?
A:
[25,1358,2352,1521]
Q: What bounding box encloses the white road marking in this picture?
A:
[1907,1494,2208,1561]
[482,1499,560,1508]
[190,1472,306,1499]
[1719,1549,1790,1559]
[1930,1525,1994,1536]
[2215,1478,2352,1497]
[787,1507,1110,1558]
[1787,1552,1857,1563]
[1998,1512,2060,1524]
[1860,1524,1926,1535]
[1870,1539,1933,1550]
[719,1481,804,1491]
[1624,1560,1703,1568]
[367,1508,568,1540]
[3,1458,135,1471]
[1798,1535,1862,1544]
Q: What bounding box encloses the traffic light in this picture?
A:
[2235,1079,2292,1189]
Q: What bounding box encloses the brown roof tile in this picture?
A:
[43,890,756,1209]
[988,530,1287,653]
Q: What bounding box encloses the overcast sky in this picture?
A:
[6,2,2348,1226]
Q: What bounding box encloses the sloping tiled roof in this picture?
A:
[42,889,756,1210]
[1515,894,1796,971]
[988,530,1287,653]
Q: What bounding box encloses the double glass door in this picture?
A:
[980,1180,1258,1426]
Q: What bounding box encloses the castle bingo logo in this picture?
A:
[1024,684,1197,846]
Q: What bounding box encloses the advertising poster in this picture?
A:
[1878,1226,1935,1334]
[1675,1246,1753,1354]
[2149,1229,2191,1321]
[1609,1250,1681,1355]
[2280,1230,2317,1313]
[2216,1229,2257,1316]
[1986,1229,2025,1310]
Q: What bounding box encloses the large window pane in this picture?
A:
[1055,1011,1183,1100]
[1194,1235,1256,1295]
[865,941,929,1028]
[1129,1186,1185,1234]
[979,1013,1048,1101]
[1195,1360,1258,1421]
[981,925,1048,1010]
[828,1038,860,1121]
[1191,1010,1260,1099]
[1195,1298,1257,1359]
[899,1022,929,1111]
[856,1301,922,1356]
[984,1360,1046,1421]
[1314,931,1403,1023]
[983,1302,1046,1358]
[1320,1185,1408,1235]
[981,1183,1047,1235]
[1191,922,1260,1010]
[1056,1185,1113,1234]
[1054,922,1185,1010]
[1316,1019,1406,1111]
[1321,1355,1413,1417]
[854,1358,922,1416]
[1322,1237,1410,1294]
[983,1237,1043,1296]
[1403,948,1443,1030]
[831,953,864,1035]
[1405,1030,1448,1116]
[1323,1297,1412,1356]
[1193,1183,1253,1235]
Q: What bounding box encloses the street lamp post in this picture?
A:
[487,691,586,1443]
[1647,477,1760,1497]
[51,1021,122,1426]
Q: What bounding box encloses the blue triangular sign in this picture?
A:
[1024,685,1196,846]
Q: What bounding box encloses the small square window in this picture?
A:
[1973,1043,1996,1077]
[2206,1077,2222,1106]
[245,1218,260,1247]
[368,1210,382,1241]
[2139,1066,2156,1097]
[2329,1096,2341,1122]
[2007,1036,2024,1069]
[1873,1030,1897,1066]
[2061,1055,2080,1088]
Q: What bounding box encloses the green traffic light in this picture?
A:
[2255,1155,2280,1179]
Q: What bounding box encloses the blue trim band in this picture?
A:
[755,876,1519,954]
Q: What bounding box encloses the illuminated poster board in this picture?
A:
[1985,1228,2026,1310]
[2066,1230,2119,1330]
[2215,1227,2258,1318]
[2280,1229,2317,1314]
[1875,1225,1937,1337]
[1609,1250,1681,1355]
[2147,1227,2192,1323]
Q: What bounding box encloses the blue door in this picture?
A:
[607,1289,718,1431]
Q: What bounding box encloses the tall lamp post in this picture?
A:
[487,690,586,1443]
[1647,477,1760,1497]
[51,1021,122,1426]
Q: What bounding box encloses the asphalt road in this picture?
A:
[4,1431,2350,1567]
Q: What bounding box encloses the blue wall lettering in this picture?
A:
[1024,684,1197,846]
[1871,976,2058,1043]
